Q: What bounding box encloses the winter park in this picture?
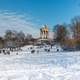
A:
[0,0,80,80]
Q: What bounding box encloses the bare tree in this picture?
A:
[17,31,25,41]
[4,30,12,40]
[72,16,80,39]
[71,16,80,50]
[54,24,68,46]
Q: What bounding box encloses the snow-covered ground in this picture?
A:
[0,45,80,80]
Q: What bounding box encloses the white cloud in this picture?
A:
[0,10,39,38]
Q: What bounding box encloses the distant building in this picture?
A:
[36,25,55,45]
[40,25,49,40]
[40,25,55,40]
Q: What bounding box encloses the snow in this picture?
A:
[0,45,80,80]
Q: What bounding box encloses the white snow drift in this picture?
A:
[0,45,79,80]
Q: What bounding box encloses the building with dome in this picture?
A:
[34,25,54,45]
[40,25,49,40]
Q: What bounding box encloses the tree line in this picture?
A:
[0,16,80,51]
[0,30,35,48]
[53,16,80,51]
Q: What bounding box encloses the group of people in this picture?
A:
[30,45,52,54]
[30,44,61,54]
[0,49,10,55]
[0,47,22,55]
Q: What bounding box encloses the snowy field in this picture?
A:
[0,45,80,80]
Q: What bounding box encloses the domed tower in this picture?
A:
[44,25,49,39]
[40,25,49,40]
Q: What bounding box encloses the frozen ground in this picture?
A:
[0,45,80,80]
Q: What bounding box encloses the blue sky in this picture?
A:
[0,0,80,37]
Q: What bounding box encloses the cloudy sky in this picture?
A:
[0,10,39,37]
[0,0,80,37]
